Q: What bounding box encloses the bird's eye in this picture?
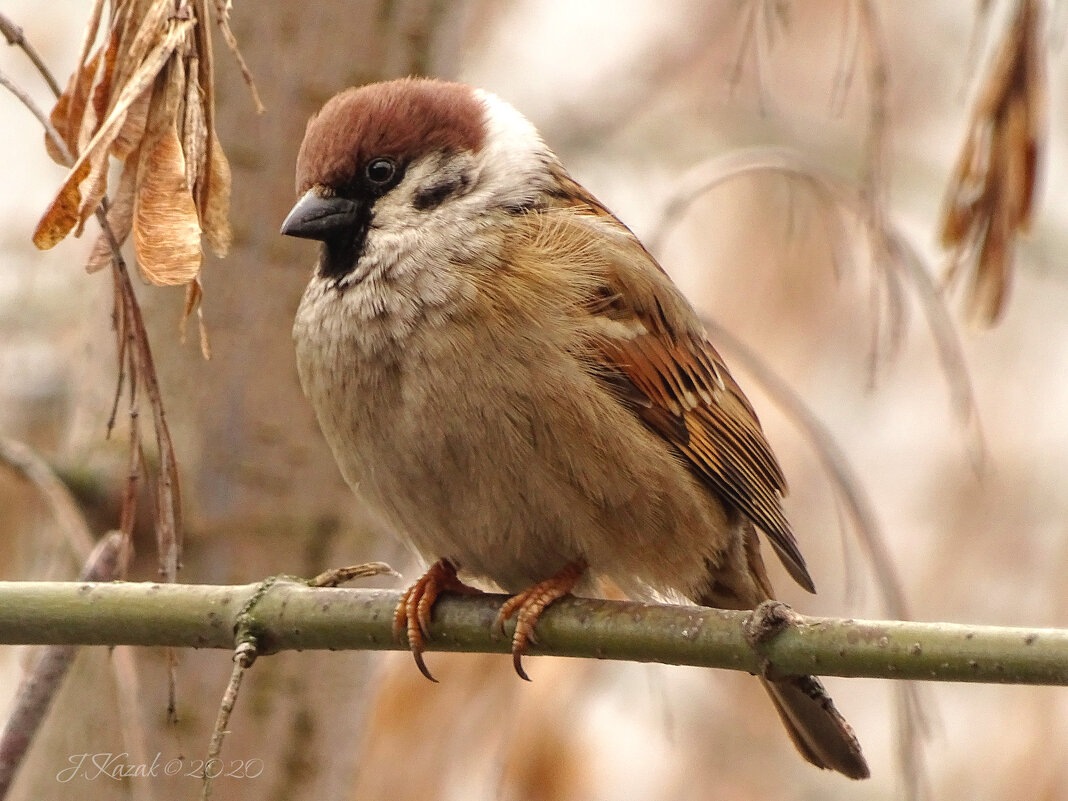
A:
[365,157,397,186]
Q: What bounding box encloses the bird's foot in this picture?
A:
[394,559,483,681]
[494,559,588,681]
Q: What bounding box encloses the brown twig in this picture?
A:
[209,0,264,113]
[110,254,183,580]
[107,644,153,801]
[0,13,62,97]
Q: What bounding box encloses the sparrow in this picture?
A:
[281,77,869,779]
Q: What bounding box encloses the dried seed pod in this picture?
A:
[939,0,1045,327]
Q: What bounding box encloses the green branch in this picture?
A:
[0,580,1065,685]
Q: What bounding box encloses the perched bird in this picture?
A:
[282,77,868,779]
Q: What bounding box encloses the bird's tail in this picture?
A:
[697,522,869,779]
[759,674,869,780]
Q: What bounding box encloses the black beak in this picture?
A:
[280,191,361,240]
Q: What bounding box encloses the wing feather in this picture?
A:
[518,192,816,592]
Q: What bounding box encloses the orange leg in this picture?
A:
[394,559,483,681]
[494,559,588,681]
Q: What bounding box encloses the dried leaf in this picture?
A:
[971,7,1023,117]
[87,150,139,273]
[971,211,1009,325]
[34,18,194,251]
[141,37,186,150]
[181,55,206,192]
[109,0,174,108]
[81,27,121,155]
[111,84,151,160]
[133,121,202,285]
[45,92,73,164]
[180,277,211,359]
[87,235,114,274]
[939,123,990,247]
[46,50,101,164]
[938,0,1045,327]
[180,276,202,334]
[70,0,108,90]
[1001,97,1031,229]
[200,134,232,257]
[33,161,90,249]
[74,152,112,237]
[198,309,211,360]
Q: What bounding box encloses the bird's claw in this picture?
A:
[394,559,477,682]
[494,559,587,682]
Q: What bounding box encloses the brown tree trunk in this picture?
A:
[9,3,464,800]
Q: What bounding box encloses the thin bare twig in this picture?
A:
[200,564,395,799]
[699,317,908,620]
[854,2,984,469]
[729,0,779,114]
[0,437,94,562]
[0,69,70,161]
[645,146,982,460]
[200,642,256,801]
[854,0,908,377]
[829,2,861,117]
[209,0,264,113]
[0,533,126,801]
[0,14,62,97]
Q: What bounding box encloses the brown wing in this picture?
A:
[595,301,815,593]
[534,184,815,592]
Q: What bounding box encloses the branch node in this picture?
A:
[232,638,258,669]
[743,600,801,680]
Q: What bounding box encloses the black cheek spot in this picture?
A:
[502,197,539,215]
[413,172,470,211]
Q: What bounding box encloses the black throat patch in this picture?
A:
[317,202,373,286]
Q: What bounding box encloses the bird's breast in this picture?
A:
[292,264,731,596]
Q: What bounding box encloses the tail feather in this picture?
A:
[760,675,870,780]
[698,522,869,779]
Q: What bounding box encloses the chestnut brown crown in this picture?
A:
[294,78,486,196]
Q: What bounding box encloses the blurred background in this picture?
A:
[1,1,1066,799]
